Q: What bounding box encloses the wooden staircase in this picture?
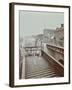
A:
[25,56,57,79]
[25,67,56,79]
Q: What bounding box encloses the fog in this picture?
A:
[19,10,64,39]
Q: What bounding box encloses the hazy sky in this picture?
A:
[19,10,64,39]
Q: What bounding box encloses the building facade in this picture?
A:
[43,24,64,47]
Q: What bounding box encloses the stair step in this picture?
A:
[25,56,57,79]
[26,73,56,79]
[26,69,56,78]
[26,69,55,76]
[26,67,54,75]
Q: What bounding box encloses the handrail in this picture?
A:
[46,51,64,68]
[46,44,64,54]
[46,43,64,50]
[42,49,64,68]
[41,50,64,77]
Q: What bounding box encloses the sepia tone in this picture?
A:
[19,11,64,79]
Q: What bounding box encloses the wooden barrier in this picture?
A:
[46,44,64,55]
[41,50,64,77]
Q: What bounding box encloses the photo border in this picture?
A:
[9,2,70,87]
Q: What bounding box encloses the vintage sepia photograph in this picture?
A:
[19,11,64,79]
[9,3,70,87]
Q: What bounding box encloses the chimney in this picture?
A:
[61,24,64,27]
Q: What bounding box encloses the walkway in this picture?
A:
[25,56,57,79]
[20,43,64,79]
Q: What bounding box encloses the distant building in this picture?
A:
[43,29,56,44]
[55,24,64,47]
[43,24,64,47]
